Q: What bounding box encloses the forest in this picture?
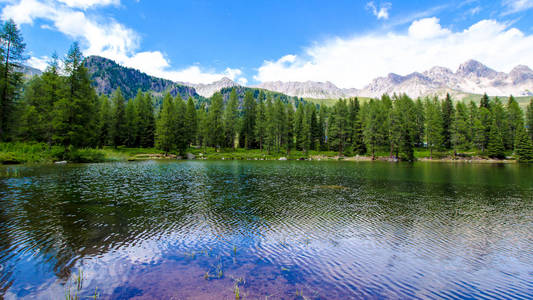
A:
[2,20,533,163]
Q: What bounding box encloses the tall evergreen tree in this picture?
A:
[97,95,112,147]
[0,19,26,141]
[441,93,455,149]
[414,98,425,147]
[451,102,471,151]
[197,102,209,152]
[506,95,524,151]
[241,90,256,149]
[185,97,197,147]
[527,98,533,141]
[208,92,225,149]
[110,87,126,147]
[286,103,294,155]
[155,93,176,154]
[255,92,267,150]
[173,95,188,154]
[223,88,239,149]
[329,99,349,156]
[137,93,155,148]
[125,95,139,147]
[52,42,98,149]
[363,99,386,159]
[487,119,505,159]
[515,125,533,162]
[274,98,287,152]
[480,93,490,109]
[425,97,444,159]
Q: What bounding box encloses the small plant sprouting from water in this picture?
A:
[233,245,237,255]
[234,284,240,300]
[65,268,99,300]
[204,271,211,280]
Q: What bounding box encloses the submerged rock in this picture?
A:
[279,157,287,161]
[54,161,67,164]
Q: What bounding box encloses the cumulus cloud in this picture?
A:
[26,55,50,70]
[366,1,391,20]
[254,17,533,88]
[502,0,533,15]
[2,0,243,84]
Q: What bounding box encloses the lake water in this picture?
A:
[0,161,532,299]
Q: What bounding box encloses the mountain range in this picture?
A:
[256,60,533,99]
[22,56,533,101]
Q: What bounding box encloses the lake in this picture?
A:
[0,161,532,299]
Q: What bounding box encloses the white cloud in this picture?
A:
[2,0,241,85]
[26,55,49,70]
[57,0,120,9]
[255,18,533,88]
[366,1,391,20]
[502,0,533,15]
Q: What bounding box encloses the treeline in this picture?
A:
[4,20,533,162]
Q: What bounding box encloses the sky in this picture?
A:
[3,0,533,88]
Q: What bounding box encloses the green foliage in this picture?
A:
[155,93,176,153]
[487,120,505,159]
[424,97,443,158]
[515,126,533,162]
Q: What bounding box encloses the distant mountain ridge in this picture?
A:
[177,77,239,98]
[84,56,201,101]
[256,60,533,99]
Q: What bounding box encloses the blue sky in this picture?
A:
[3,0,533,88]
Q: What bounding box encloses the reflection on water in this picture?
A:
[0,161,532,299]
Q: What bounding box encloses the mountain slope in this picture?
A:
[256,81,358,99]
[84,56,201,101]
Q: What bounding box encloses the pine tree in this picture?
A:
[451,102,471,151]
[480,93,490,109]
[274,98,287,152]
[441,93,455,149]
[414,98,425,147]
[286,103,294,155]
[110,88,127,147]
[208,92,225,150]
[506,95,524,151]
[223,88,239,149]
[185,97,197,147]
[363,99,386,159]
[155,93,176,154]
[329,99,349,156]
[425,97,444,159]
[487,119,505,159]
[241,90,256,149]
[515,125,533,162]
[97,95,112,147]
[125,96,139,147]
[474,107,492,152]
[173,95,188,154]
[264,97,276,153]
[310,105,319,151]
[255,92,267,150]
[294,103,305,151]
[52,42,98,149]
[197,102,209,152]
[137,92,155,148]
[527,99,533,141]
[0,19,26,141]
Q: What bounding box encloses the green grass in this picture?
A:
[0,142,518,165]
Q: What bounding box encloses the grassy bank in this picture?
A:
[0,142,518,165]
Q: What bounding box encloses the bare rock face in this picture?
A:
[255,81,359,99]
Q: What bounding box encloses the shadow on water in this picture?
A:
[0,161,532,299]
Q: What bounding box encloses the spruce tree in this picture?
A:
[506,95,523,150]
[329,99,349,156]
[241,90,256,149]
[255,92,267,150]
[480,93,490,109]
[155,93,176,154]
[451,102,471,151]
[274,98,287,152]
[185,97,197,147]
[424,98,444,159]
[97,95,112,147]
[441,93,455,149]
[286,103,294,155]
[527,99,533,141]
[363,100,385,159]
[515,126,533,162]
[110,88,127,147]
[197,103,209,152]
[137,93,155,148]
[487,119,505,159]
[223,88,239,149]
[0,19,26,141]
[208,92,225,150]
[125,96,139,147]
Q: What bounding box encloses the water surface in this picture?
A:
[0,161,532,299]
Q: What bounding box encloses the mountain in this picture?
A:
[19,64,42,78]
[84,56,201,101]
[256,60,533,99]
[256,81,358,99]
[178,77,239,98]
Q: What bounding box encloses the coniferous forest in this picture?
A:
[2,20,533,163]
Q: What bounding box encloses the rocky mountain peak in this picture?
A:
[456,59,497,78]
